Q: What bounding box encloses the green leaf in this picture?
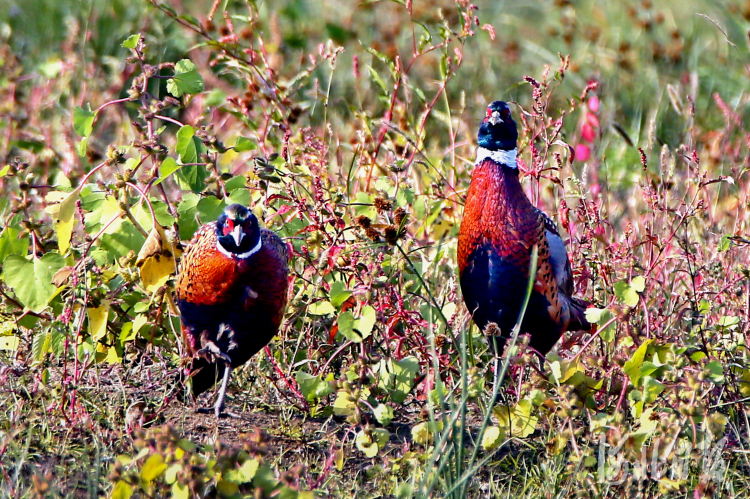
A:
[154,157,181,186]
[355,429,388,458]
[295,371,334,402]
[337,311,357,341]
[623,339,653,386]
[376,357,419,404]
[73,105,96,137]
[77,137,88,157]
[614,276,645,307]
[2,254,66,313]
[31,330,51,362]
[706,360,725,384]
[373,404,394,426]
[0,227,29,264]
[357,306,376,338]
[642,376,665,403]
[224,458,260,483]
[167,59,205,97]
[175,125,198,163]
[330,281,352,308]
[121,34,140,49]
[140,454,167,482]
[233,136,257,152]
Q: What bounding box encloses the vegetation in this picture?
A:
[1,0,749,497]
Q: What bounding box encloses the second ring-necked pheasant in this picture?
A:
[175,203,289,417]
[458,101,591,356]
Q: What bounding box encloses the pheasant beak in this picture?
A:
[231,224,245,247]
[488,110,503,126]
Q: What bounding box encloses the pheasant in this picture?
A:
[175,203,289,417]
[458,101,591,356]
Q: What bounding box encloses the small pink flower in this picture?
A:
[575,144,591,162]
[585,112,600,128]
[581,122,596,142]
[588,96,600,113]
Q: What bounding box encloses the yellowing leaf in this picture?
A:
[171,482,189,499]
[111,481,133,499]
[308,300,336,316]
[481,426,504,450]
[334,448,344,471]
[88,302,110,341]
[105,346,121,364]
[332,391,357,416]
[0,336,20,351]
[137,224,177,293]
[48,187,82,254]
[494,399,538,438]
[411,422,431,446]
[132,314,148,336]
[140,454,167,482]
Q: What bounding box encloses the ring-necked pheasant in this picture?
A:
[458,101,591,356]
[175,203,289,417]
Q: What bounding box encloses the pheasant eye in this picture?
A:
[223,219,234,236]
[485,108,493,119]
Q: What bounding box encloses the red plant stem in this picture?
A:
[263,345,309,410]
[311,441,338,489]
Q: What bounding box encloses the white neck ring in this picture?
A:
[217,236,262,259]
[475,147,517,168]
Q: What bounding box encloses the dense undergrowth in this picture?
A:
[1,0,749,497]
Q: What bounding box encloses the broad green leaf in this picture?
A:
[0,227,29,264]
[154,157,181,186]
[706,360,725,384]
[373,404,394,426]
[233,136,257,152]
[614,276,645,308]
[295,371,334,402]
[375,356,419,404]
[336,311,357,341]
[167,59,204,97]
[31,330,51,362]
[140,454,167,482]
[73,105,96,137]
[121,34,140,49]
[224,458,260,483]
[176,125,198,164]
[2,254,65,313]
[329,281,352,308]
[623,339,653,386]
[357,306,376,339]
[642,376,665,403]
